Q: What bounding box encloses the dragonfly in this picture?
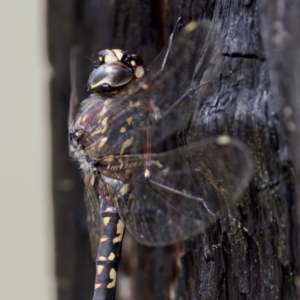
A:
[69,18,253,300]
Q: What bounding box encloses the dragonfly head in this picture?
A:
[87,49,145,93]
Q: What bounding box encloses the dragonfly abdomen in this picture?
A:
[92,183,125,300]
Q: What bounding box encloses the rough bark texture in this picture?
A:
[47,0,299,299]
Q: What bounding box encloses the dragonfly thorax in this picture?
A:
[69,95,145,174]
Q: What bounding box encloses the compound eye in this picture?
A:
[87,62,133,92]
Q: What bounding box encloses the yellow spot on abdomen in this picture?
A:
[108,252,116,261]
[112,220,125,244]
[100,236,108,243]
[95,283,102,289]
[98,256,107,261]
[97,265,104,275]
[107,269,117,289]
[103,217,110,226]
[120,127,127,133]
[104,207,115,213]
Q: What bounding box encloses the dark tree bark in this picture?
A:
[47,0,299,299]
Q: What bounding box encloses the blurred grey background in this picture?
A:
[0,1,55,299]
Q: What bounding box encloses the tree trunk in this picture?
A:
[47,0,299,299]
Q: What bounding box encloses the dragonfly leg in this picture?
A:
[147,16,182,73]
[68,46,80,127]
[160,17,183,71]
[92,184,125,300]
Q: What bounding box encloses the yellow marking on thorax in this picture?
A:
[95,283,102,289]
[99,99,113,117]
[120,136,134,155]
[97,265,105,275]
[106,98,113,105]
[81,113,89,124]
[102,155,114,163]
[107,269,117,289]
[119,184,129,195]
[124,169,132,176]
[103,217,110,226]
[101,116,108,127]
[120,127,127,133]
[112,220,125,244]
[90,117,109,137]
[99,107,108,118]
[97,137,108,149]
[127,116,133,126]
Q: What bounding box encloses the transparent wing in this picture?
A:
[141,20,221,110]
[103,136,253,246]
[121,20,222,145]
[83,174,101,258]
